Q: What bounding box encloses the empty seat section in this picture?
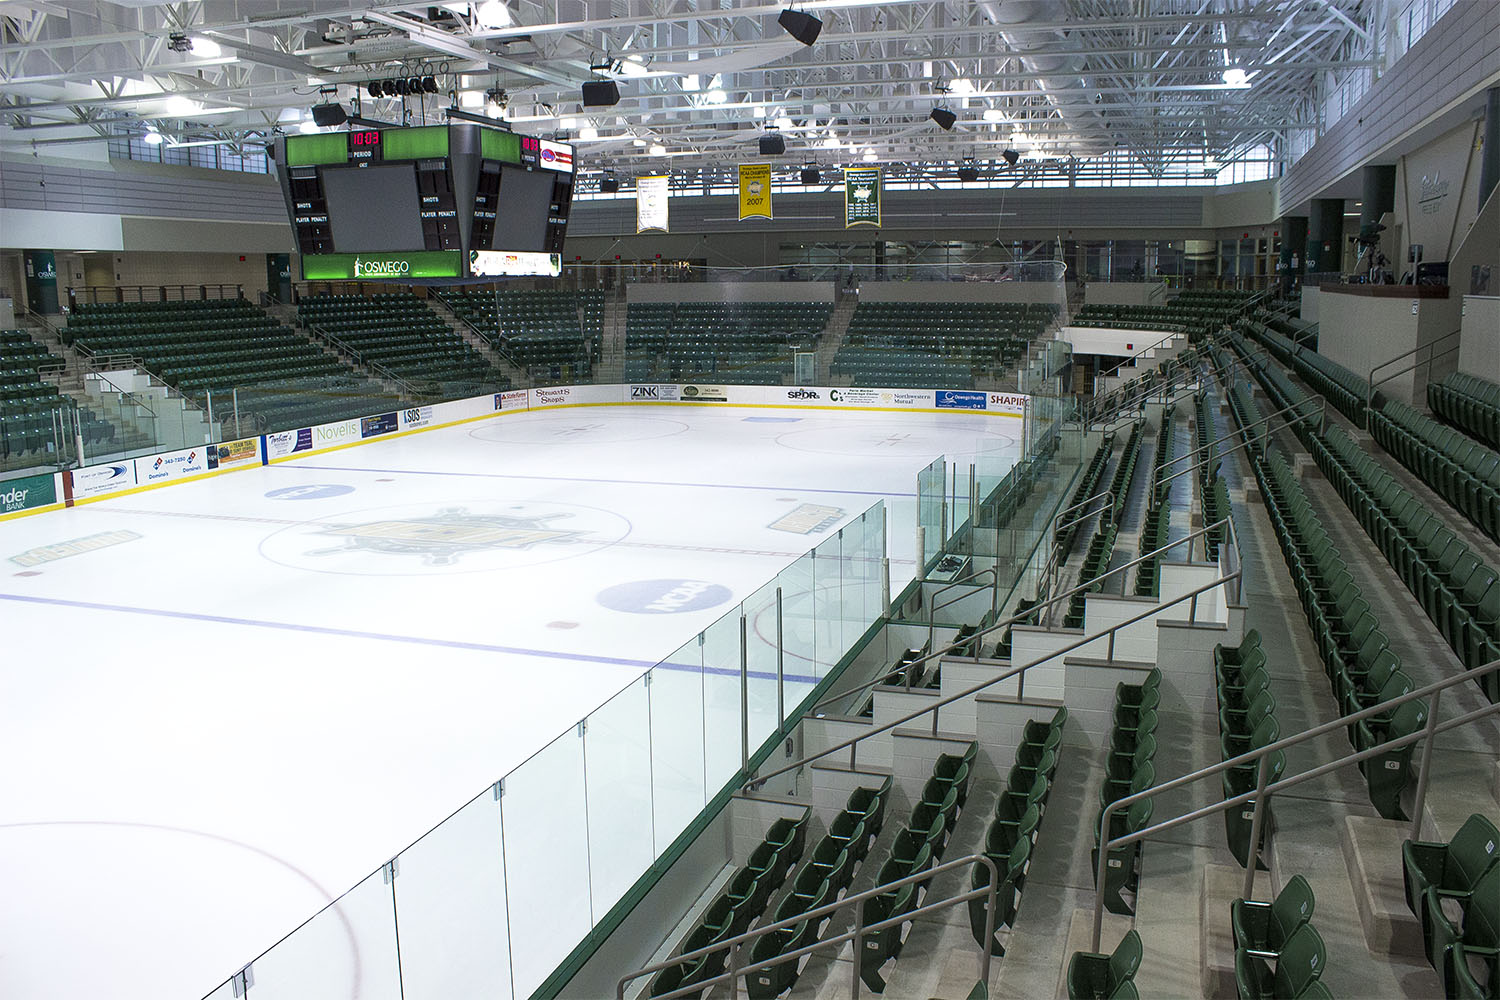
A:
[1430,372,1500,451]
[0,329,70,465]
[440,289,597,380]
[832,301,1055,389]
[624,301,831,386]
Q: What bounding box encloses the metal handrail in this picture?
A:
[809,496,1224,721]
[1154,395,1326,479]
[1363,328,1464,429]
[1039,486,1116,606]
[750,558,1241,790]
[1089,357,1199,423]
[1090,656,1500,950]
[616,853,1000,1000]
[1153,398,1328,496]
[303,320,423,399]
[1097,329,1181,381]
[926,568,1000,658]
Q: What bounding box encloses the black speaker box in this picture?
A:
[311,103,347,127]
[778,9,823,45]
[759,134,786,156]
[800,167,820,185]
[582,79,621,107]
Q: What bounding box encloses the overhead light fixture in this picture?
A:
[459,89,485,108]
[368,80,385,99]
[142,128,164,144]
[821,134,840,149]
[164,95,200,117]
[310,102,348,127]
[582,79,621,107]
[759,132,786,156]
[706,88,728,105]
[579,124,599,141]
[474,0,513,28]
[632,138,647,147]
[862,149,878,162]
[1001,149,1020,167]
[560,116,578,129]
[297,119,320,134]
[680,74,701,92]
[1222,67,1250,88]
[189,37,222,59]
[167,33,191,53]
[649,143,667,156]
[778,8,823,46]
[774,116,795,130]
[600,170,620,193]
[929,107,957,130]
[982,108,1004,123]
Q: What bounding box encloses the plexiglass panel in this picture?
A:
[741,580,782,754]
[650,642,705,856]
[248,870,402,1000]
[779,551,818,712]
[583,674,654,921]
[700,612,744,789]
[392,792,513,1000]
[501,728,591,995]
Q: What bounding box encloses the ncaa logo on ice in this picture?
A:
[596,579,733,614]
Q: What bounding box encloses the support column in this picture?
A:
[1480,86,1500,212]
[1278,216,1307,296]
[1307,199,1345,276]
[1360,164,1397,236]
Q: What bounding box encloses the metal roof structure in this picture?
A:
[1,0,1382,182]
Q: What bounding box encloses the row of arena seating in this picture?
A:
[1219,364,1427,820]
[1055,430,1117,561]
[648,810,810,997]
[440,289,601,377]
[1092,672,1157,915]
[1,329,67,463]
[1241,319,1369,425]
[1402,812,1500,997]
[1063,420,1144,628]
[1370,397,1500,543]
[1430,372,1500,451]
[1232,874,1330,999]
[858,748,974,990]
[1067,929,1142,999]
[298,293,508,392]
[1213,633,1281,867]
[743,777,889,996]
[970,710,1065,957]
[1223,328,1500,695]
[1134,405,1176,597]
[833,302,1053,387]
[626,302,831,386]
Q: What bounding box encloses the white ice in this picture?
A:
[0,404,1019,1000]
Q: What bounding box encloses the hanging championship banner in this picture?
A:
[844,166,881,228]
[637,175,670,233]
[738,163,773,221]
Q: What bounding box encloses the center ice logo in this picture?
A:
[596,579,733,614]
[307,507,590,567]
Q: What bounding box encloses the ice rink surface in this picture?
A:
[0,403,1019,1000]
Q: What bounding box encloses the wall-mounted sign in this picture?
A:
[637,175,670,233]
[469,250,563,277]
[301,251,464,280]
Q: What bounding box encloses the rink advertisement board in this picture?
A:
[208,438,260,470]
[528,384,623,409]
[0,471,60,516]
[69,461,137,501]
[265,427,314,461]
[137,446,208,486]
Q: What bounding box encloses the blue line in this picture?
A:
[0,592,822,684]
[280,463,919,499]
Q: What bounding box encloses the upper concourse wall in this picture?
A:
[1,147,1280,257]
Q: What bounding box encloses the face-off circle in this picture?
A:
[470,414,689,445]
[259,499,632,576]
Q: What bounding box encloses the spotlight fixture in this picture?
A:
[929,107,957,131]
[421,75,439,94]
[759,132,786,156]
[310,102,348,127]
[407,77,422,95]
[600,170,620,193]
[800,165,820,185]
[1001,148,1020,167]
[143,128,164,145]
[367,80,384,99]
[582,79,621,107]
[778,8,823,46]
[167,33,191,53]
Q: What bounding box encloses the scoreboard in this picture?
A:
[272,123,574,280]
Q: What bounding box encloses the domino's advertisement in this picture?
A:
[137,445,208,485]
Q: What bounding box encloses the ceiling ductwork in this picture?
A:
[984,0,1114,157]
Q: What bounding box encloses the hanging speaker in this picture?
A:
[582,79,621,107]
[778,9,823,45]
[1002,149,1020,167]
[800,166,820,185]
[957,165,979,182]
[600,175,620,193]
[311,103,347,127]
[929,107,957,130]
[759,133,786,156]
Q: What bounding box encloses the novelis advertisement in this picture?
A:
[738,163,773,221]
[312,418,363,448]
[844,166,882,228]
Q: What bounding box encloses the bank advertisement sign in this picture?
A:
[0,472,58,515]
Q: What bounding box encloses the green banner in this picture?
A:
[301,251,464,280]
[0,472,57,516]
[844,166,881,228]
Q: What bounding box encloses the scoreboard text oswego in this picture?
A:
[273,122,575,280]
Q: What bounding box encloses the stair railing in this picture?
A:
[1151,395,1328,492]
[1363,328,1463,430]
[755,516,1242,786]
[1095,329,1182,382]
[924,567,1000,666]
[616,853,1001,1000]
[1091,656,1500,950]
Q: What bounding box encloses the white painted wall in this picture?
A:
[1459,296,1500,379]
